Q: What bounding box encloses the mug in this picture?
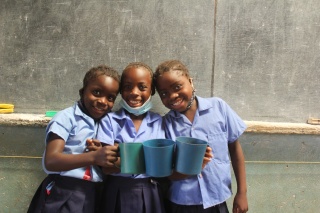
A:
[119,142,145,174]
[175,136,208,175]
[143,139,175,177]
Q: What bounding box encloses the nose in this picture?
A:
[98,97,108,105]
[130,87,139,95]
[169,92,179,99]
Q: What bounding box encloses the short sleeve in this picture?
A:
[45,110,74,144]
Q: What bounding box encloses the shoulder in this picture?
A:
[197,96,226,105]
[108,108,126,120]
[49,105,76,124]
[144,111,163,126]
[47,103,90,130]
[148,111,162,119]
[197,96,230,111]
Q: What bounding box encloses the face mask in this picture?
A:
[119,96,153,116]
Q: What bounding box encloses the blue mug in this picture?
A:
[143,139,175,177]
[175,136,208,175]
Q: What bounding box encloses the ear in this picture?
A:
[189,78,194,87]
[79,88,84,98]
[151,85,156,96]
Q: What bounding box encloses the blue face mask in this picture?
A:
[119,96,153,116]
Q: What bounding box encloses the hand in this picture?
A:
[93,145,119,167]
[85,139,102,152]
[202,146,213,169]
[233,192,248,213]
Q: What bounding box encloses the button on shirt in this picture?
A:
[164,96,246,209]
[42,103,103,182]
[97,108,166,178]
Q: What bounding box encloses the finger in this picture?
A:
[93,141,102,147]
[203,157,211,162]
[86,146,96,152]
[106,145,120,152]
[233,206,239,213]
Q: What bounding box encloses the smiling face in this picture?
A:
[82,75,119,119]
[121,67,153,108]
[155,70,194,112]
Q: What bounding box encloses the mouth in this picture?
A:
[128,99,142,107]
[170,98,184,108]
[92,105,108,115]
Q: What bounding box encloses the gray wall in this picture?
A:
[1,0,320,122]
[1,126,320,212]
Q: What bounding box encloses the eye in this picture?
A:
[174,84,182,91]
[93,90,101,96]
[108,95,116,102]
[139,85,148,91]
[122,84,132,91]
[160,91,167,98]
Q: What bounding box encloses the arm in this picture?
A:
[44,133,118,171]
[228,140,248,213]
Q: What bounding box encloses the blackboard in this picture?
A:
[1,0,319,123]
[214,0,320,122]
[0,0,214,115]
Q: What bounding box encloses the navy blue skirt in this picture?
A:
[101,175,166,213]
[27,174,102,213]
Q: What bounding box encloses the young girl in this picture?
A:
[27,65,121,213]
[154,60,249,213]
[96,62,166,213]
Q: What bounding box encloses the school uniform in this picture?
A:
[163,96,246,213]
[27,102,104,213]
[97,108,166,213]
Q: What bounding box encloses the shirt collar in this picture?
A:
[74,102,96,126]
[74,102,87,117]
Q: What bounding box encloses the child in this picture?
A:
[96,62,166,213]
[154,60,249,213]
[27,65,121,213]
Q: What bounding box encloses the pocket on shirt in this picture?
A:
[207,133,229,163]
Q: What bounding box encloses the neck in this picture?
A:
[128,111,146,132]
[129,112,146,121]
[181,98,197,123]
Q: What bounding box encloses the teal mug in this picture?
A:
[119,143,145,174]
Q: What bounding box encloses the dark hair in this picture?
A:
[79,65,120,98]
[120,62,155,95]
[154,60,190,88]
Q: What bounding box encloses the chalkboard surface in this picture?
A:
[214,0,320,122]
[1,0,319,123]
[0,0,214,115]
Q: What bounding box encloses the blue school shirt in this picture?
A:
[97,108,165,178]
[42,103,103,182]
[164,96,246,209]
